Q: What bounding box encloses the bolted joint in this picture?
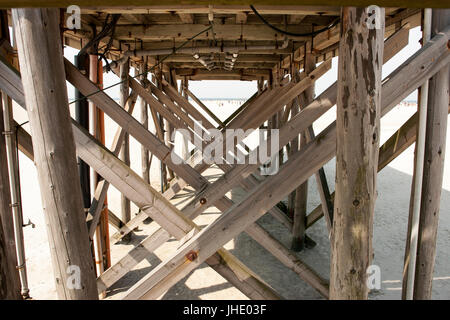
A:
[185,250,198,262]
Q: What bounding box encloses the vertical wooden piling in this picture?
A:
[413,9,449,300]
[291,53,314,251]
[138,60,151,184]
[12,8,98,299]
[74,53,91,210]
[119,59,131,224]
[330,7,384,300]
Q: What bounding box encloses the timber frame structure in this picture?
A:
[0,1,448,300]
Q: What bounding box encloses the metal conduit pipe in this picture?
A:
[1,91,29,298]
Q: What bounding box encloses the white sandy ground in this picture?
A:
[10,100,450,300]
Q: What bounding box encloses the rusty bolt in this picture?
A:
[199,198,207,205]
[186,250,198,262]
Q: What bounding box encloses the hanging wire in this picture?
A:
[250,5,339,37]
[68,25,213,106]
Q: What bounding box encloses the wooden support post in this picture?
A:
[0,92,21,300]
[119,59,131,224]
[12,8,98,299]
[330,7,385,300]
[138,60,150,184]
[74,53,91,209]
[413,9,449,300]
[291,53,314,251]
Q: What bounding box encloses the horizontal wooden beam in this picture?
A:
[2,2,445,10]
[105,24,323,41]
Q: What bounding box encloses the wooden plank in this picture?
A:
[12,8,98,299]
[120,24,450,300]
[330,7,385,300]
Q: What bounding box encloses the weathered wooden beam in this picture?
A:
[330,7,385,300]
[12,8,98,299]
[86,90,138,238]
[64,58,207,190]
[119,60,131,225]
[177,12,194,24]
[121,22,450,301]
[97,24,322,41]
[291,53,313,251]
[138,63,151,184]
[413,8,449,300]
[235,12,248,24]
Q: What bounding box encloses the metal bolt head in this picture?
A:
[199,198,207,205]
[185,250,198,262]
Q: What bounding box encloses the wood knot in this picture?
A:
[185,250,198,262]
[353,199,360,207]
[199,198,207,205]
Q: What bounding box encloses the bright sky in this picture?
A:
[64,26,422,102]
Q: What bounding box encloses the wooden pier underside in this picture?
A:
[0,4,448,300]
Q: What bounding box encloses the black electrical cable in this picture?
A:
[250,5,339,37]
[68,25,213,106]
